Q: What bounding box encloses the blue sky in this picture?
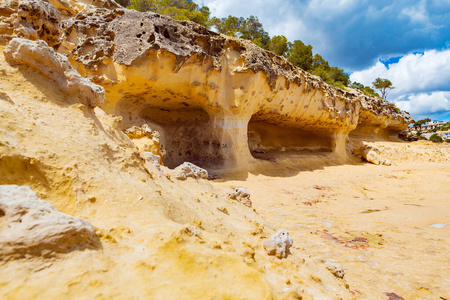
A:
[201,0,450,122]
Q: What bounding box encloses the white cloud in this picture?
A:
[201,0,450,120]
[401,0,429,24]
[350,49,450,98]
[350,49,450,119]
[395,92,450,115]
[201,0,450,71]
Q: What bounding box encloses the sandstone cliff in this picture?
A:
[2,0,412,173]
[0,0,418,299]
[57,5,412,172]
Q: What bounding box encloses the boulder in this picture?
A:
[381,159,391,166]
[227,187,252,207]
[3,38,105,107]
[263,229,293,259]
[172,162,208,180]
[362,146,381,165]
[0,185,99,260]
[325,259,345,279]
[141,151,164,175]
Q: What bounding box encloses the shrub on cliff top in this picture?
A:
[430,133,443,143]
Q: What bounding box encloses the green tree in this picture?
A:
[350,81,364,90]
[127,0,211,28]
[372,78,394,100]
[328,66,349,86]
[239,16,270,49]
[128,0,157,12]
[413,118,431,126]
[311,54,329,70]
[210,15,269,49]
[287,40,313,71]
[210,16,243,37]
[269,35,290,57]
[349,81,380,97]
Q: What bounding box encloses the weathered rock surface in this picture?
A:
[227,187,252,207]
[4,38,105,107]
[15,0,61,48]
[172,162,208,180]
[263,229,293,259]
[0,0,428,298]
[141,151,164,175]
[51,5,412,172]
[0,185,99,259]
[125,124,166,160]
[362,145,381,165]
[325,259,345,279]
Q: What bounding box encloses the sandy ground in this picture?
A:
[216,155,450,299]
[1,41,449,298]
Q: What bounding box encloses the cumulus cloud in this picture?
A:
[350,49,450,97]
[395,92,450,116]
[350,49,450,120]
[200,0,450,120]
[201,0,450,70]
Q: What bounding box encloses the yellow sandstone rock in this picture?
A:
[2,0,445,299]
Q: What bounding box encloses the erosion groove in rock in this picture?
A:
[56,6,412,172]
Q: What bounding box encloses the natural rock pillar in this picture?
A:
[207,112,253,173]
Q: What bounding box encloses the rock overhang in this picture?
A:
[2,0,413,172]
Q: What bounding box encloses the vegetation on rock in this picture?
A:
[430,133,443,143]
[120,0,351,89]
[349,81,380,97]
[126,0,211,28]
[372,78,395,100]
[414,118,431,126]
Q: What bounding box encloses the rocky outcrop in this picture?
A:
[4,38,105,107]
[172,162,208,180]
[263,229,293,259]
[362,146,381,165]
[15,0,61,48]
[1,0,412,172]
[227,187,252,207]
[125,124,166,161]
[53,6,411,172]
[0,185,99,260]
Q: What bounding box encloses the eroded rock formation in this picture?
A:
[4,37,105,107]
[2,0,412,173]
[227,187,252,207]
[43,3,411,172]
[0,0,419,298]
[0,185,99,260]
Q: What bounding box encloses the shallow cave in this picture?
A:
[139,106,224,169]
[349,120,399,140]
[247,115,334,161]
